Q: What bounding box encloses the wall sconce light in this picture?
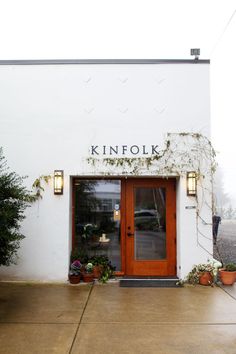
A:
[187,171,197,196]
[54,170,64,195]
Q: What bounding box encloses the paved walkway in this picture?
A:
[0,281,236,354]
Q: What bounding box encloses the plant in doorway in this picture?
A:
[88,255,104,279]
[69,260,82,284]
[98,256,116,284]
[82,262,94,283]
[88,255,116,282]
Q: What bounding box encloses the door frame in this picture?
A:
[123,178,176,276]
[71,177,176,276]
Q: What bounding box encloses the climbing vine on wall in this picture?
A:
[87,132,217,258]
[31,175,51,200]
[87,132,216,178]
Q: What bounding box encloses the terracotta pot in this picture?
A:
[219,269,236,285]
[93,265,103,279]
[68,274,81,284]
[83,273,94,283]
[199,272,213,286]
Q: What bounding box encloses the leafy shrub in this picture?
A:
[185,263,215,285]
[0,148,33,266]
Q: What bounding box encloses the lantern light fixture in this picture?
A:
[187,171,197,196]
[54,170,64,195]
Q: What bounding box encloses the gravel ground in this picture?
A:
[213,220,236,265]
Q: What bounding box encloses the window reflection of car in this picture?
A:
[135,210,160,231]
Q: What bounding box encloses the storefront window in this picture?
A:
[74,179,121,270]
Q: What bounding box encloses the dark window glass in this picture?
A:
[74,180,121,270]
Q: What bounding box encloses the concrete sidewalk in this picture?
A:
[0,282,236,354]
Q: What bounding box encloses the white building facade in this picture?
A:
[0,59,213,281]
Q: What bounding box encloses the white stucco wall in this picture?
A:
[0,61,212,280]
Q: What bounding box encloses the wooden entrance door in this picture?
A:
[125,178,176,276]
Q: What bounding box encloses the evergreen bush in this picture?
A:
[0,148,32,266]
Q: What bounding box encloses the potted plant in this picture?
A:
[88,255,103,279]
[98,256,116,283]
[82,262,94,283]
[185,263,216,286]
[68,260,82,284]
[87,255,116,281]
[219,263,236,285]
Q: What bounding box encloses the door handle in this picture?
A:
[127,232,134,237]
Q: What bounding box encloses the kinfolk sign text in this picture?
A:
[90,145,159,156]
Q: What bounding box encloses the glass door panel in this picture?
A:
[134,187,166,260]
[125,178,176,276]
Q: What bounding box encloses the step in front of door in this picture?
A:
[119,276,180,288]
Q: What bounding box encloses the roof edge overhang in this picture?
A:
[0,59,210,65]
